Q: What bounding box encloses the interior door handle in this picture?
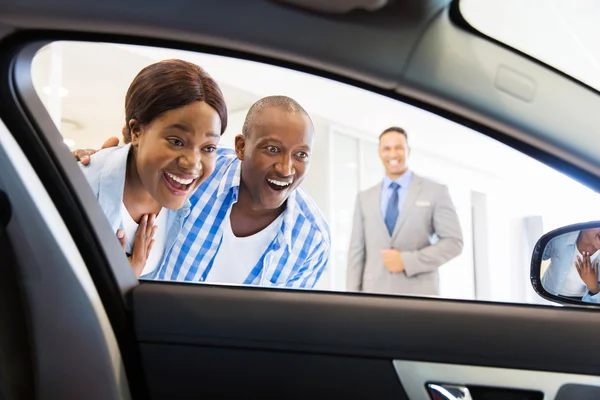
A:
[427,383,473,400]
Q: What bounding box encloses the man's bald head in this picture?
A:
[234,95,314,210]
[242,95,313,138]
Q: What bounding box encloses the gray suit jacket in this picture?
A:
[347,174,463,295]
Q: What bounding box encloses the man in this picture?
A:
[346,126,462,296]
[77,96,330,289]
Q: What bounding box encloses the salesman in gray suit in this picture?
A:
[347,127,463,296]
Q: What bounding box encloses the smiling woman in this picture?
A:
[79,59,227,278]
[127,101,222,208]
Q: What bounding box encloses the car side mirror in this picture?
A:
[531,221,600,306]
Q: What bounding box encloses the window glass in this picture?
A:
[31,41,600,304]
[460,0,600,91]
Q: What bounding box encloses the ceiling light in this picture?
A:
[43,86,69,97]
[60,118,82,133]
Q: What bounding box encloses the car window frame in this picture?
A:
[6,26,600,390]
[3,31,600,390]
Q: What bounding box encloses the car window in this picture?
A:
[30,41,600,305]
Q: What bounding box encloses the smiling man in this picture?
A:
[346,126,462,296]
[150,95,330,288]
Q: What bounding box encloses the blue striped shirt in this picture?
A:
[151,148,331,288]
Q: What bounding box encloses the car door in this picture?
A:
[1,0,600,399]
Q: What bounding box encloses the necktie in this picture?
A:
[385,182,400,235]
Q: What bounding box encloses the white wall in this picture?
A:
[220,109,247,149]
[298,116,332,290]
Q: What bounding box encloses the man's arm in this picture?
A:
[346,194,366,291]
[542,238,554,261]
[402,185,463,277]
[280,241,330,289]
[73,136,120,165]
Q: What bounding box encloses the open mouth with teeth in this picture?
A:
[163,171,197,196]
[266,178,292,192]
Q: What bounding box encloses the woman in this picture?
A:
[542,228,600,300]
[81,59,227,277]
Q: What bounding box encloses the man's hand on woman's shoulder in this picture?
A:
[72,136,120,165]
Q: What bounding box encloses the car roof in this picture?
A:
[1,0,599,182]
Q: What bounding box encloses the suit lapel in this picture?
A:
[391,175,423,240]
[367,183,389,237]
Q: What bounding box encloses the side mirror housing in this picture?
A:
[531,221,600,306]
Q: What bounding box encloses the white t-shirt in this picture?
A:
[121,203,168,276]
[562,247,600,296]
[206,208,283,285]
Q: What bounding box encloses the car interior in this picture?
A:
[1,0,600,399]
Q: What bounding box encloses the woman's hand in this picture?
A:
[117,214,157,278]
[576,252,600,294]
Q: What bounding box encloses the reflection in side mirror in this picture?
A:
[531,222,600,306]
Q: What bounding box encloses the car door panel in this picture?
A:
[133,282,600,398]
[0,119,129,399]
[142,345,407,399]
[395,360,600,399]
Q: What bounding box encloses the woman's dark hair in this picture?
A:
[122,59,228,143]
